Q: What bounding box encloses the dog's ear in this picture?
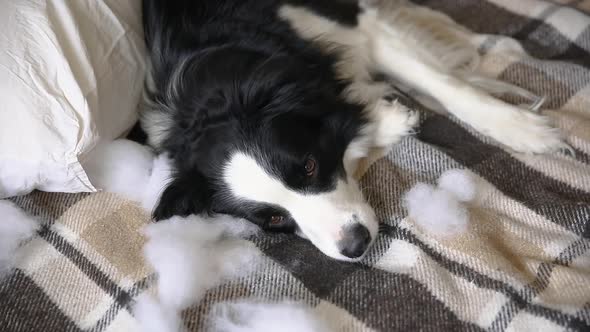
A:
[152,171,212,221]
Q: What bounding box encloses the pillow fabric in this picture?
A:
[0,0,146,197]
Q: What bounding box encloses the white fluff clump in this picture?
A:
[83,139,176,215]
[208,301,332,332]
[83,139,155,202]
[141,154,174,212]
[134,215,262,331]
[437,169,477,202]
[0,163,39,198]
[403,169,476,238]
[142,215,261,311]
[0,200,39,279]
[134,294,185,332]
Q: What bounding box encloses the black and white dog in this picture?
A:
[141,0,565,260]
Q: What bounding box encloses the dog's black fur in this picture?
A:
[143,0,369,232]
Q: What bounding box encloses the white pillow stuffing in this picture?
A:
[83,140,155,203]
[0,200,39,279]
[142,216,261,310]
[82,139,177,215]
[134,294,185,332]
[208,301,332,332]
[133,214,263,330]
[437,169,477,202]
[403,169,477,238]
[134,214,330,331]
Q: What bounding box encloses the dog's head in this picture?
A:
[152,48,378,260]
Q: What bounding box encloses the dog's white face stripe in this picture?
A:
[223,152,378,260]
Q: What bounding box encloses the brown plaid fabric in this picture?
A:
[2,0,590,331]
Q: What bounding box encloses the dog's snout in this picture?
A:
[338,223,371,259]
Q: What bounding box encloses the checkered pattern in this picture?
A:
[2,0,590,331]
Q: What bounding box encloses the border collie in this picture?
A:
[141,0,566,261]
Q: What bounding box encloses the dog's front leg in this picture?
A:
[367,97,419,148]
[342,92,419,177]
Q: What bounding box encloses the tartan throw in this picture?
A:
[2,0,590,331]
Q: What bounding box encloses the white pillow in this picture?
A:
[0,0,146,197]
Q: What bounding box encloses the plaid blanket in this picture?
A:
[2,0,590,331]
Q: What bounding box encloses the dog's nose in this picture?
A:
[338,223,372,259]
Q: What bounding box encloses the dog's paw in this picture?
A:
[372,98,419,147]
[483,106,566,154]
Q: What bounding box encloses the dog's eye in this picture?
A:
[304,157,316,176]
[270,215,284,225]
